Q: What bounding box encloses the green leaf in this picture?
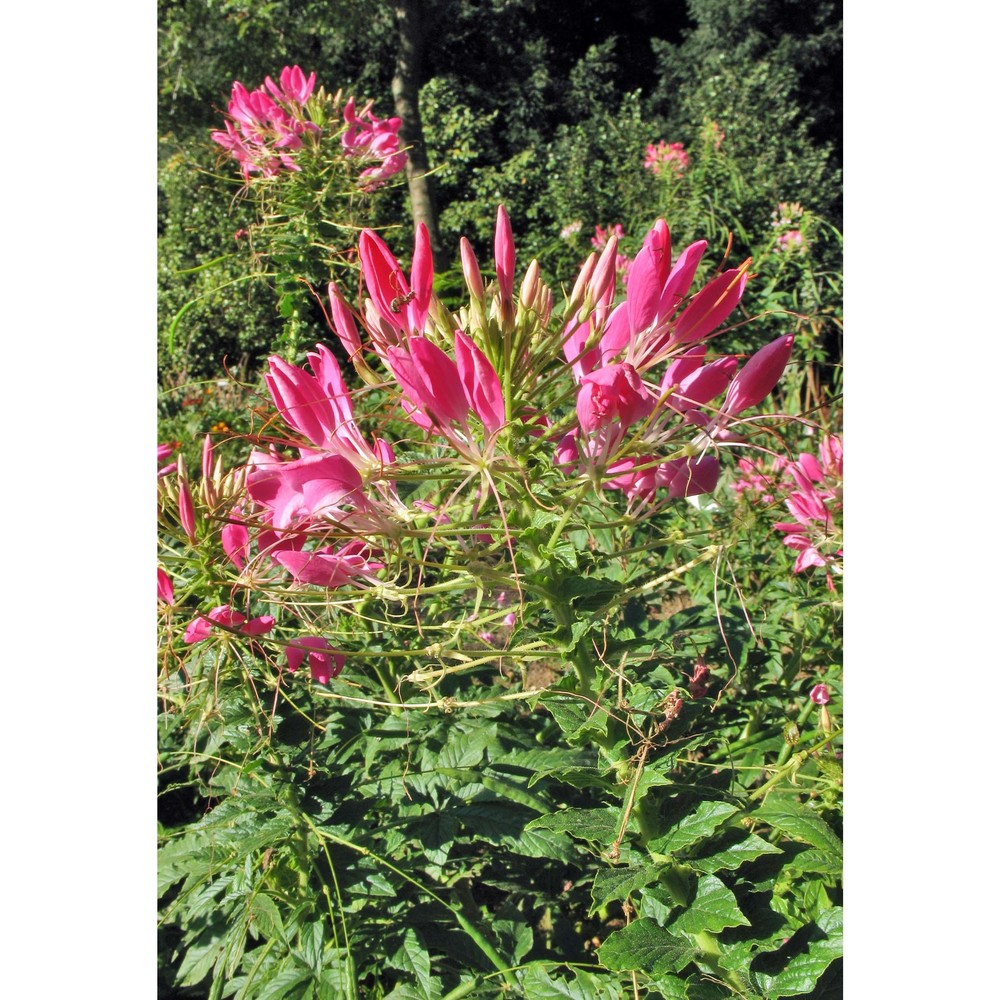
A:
[177,926,225,987]
[507,823,580,862]
[687,831,783,873]
[255,966,313,1000]
[646,799,740,856]
[388,928,434,997]
[597,918,696,976]
[249,894,286,945]
[541,694,610,743]
[518,963,625,998]
[750,907,843,998]
[436,726,493,770]
[415,814,458,866]
[669,876,751,935]
[590,864,664,913]
[779,848,843,877]
[752,802,842,859]
[493,918,533,964]
[383,982,444,1000]
[296,920,324,976]
[526,807,619,846]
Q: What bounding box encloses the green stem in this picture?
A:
[307,823,518,988]
[370,660,402,711]
[546,595,597,694]
[705,724,783,764]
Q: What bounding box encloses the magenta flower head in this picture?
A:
[183,605,276,644]
[810,683,831,705]
[576,362,656,435]
[264,65,316,106]
[286,636,345,684]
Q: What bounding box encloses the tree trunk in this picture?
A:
[391,0,447,270]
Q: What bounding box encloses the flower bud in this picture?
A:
[519,259,540,311]
[460,237,484,300]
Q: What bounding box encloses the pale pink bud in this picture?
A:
[460,237,484,299]
[810,683,830,705]
[568,252,597,309]
[589,236,620,309]
[201,434,215,482]
[519,259,541,310]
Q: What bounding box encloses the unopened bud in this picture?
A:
[460,237,484,300]
[566,252,597,317]
[175,456,197,543]
[519,259,541,311]
[784,722,800,746]
[590,235,620,307]
[201,434,215,481]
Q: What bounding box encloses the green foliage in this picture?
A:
[158,4,842,996]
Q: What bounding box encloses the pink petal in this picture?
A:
[454,331,505,435]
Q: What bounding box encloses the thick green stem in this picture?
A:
[371,660,403,712]
[546,595,597,694]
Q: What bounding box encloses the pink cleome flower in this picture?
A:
[644,141,689,178]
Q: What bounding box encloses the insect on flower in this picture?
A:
[390,290,416,313]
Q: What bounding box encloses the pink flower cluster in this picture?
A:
[341,97,407,191]
[644,141,689,178]
[164,207,801,679]
[559,217,793,501]
[776,230,806,253]
[730,455,791,504]
[774,435,843,584]
[179,601,343,685]
[183,604,276,644]
[211,66,320,179]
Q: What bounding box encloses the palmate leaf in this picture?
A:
[383,981,444,1000]
[541,693,610,743]
[253,965,313,1000]
[176,924,226,987]
[597,918,696,976]
[249,894,287,945]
